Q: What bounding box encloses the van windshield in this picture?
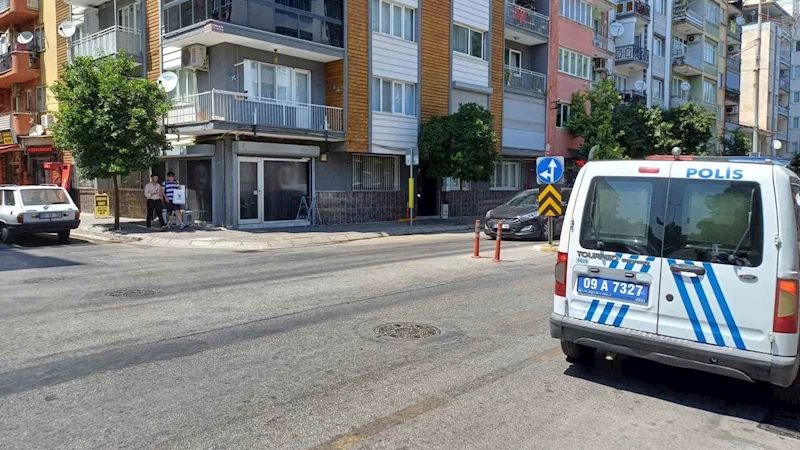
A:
[20,189,69,206]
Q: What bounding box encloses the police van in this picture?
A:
[549,155,800,386]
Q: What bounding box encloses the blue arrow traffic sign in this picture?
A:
[536,156,565,185]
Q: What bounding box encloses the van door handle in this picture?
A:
[670,264,706,276]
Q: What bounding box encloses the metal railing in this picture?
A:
[780,78,790,92]
[673,8,703,29]
[504,65,546,94]
[620,90,647,104]
[616,45,650,65]
[593,33,611,52]
[166,90,344,133]
[672,51,703,70]
[72,26,142,60]
[505,1,549,37]
[778,105,789,116]
[0,53,10,74]
[618,0,651,18]
[780,49,791,66]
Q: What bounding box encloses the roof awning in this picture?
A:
[0,144,21,155]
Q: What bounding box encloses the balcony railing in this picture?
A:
[727,56,741,73]
[780,78,790,92]
[71,26,142,60]
[672,51,702,70]
[778,105,789,116]
[617,0,651,19]
[163,0,344,49]
[166,90,344,133]
[593,33,611,52]
[505,1,549,37]
[620,90,647,104]
[728,21,742,40]
[616,45,649,65]
[0,53,11,73]
[504,65,546,94]
[780,49,791,66]
[673,8,703,29]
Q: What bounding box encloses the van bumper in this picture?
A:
[9,220,81,234]
[550,312,799,387]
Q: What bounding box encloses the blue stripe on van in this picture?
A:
[609,253,623,269]
[684,261,725,347]
[624,255,639,271]
[703,263,747,350]
[612,305,630,327]
[584,299,600,321]
[598,302,615,324]
[641,256,656,273]
[667,259,707,344]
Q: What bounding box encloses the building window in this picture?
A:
[793,65,800,78]
[794,117,800,128]
[35,86,45,112]
[505,48,522,70]
[560,0,592,27]
[371,76,416,116]
[704,39,716,64]
[703,80,716,104]
[371,0,415,41]
[718,72,724,88]
[491,161,521,191]
[654,0,664,14]
[653,78,664,102]
[796,40,800,52]
[34,27,44,52]
[794,142,800,153]
[706,2,720,24]
[556,103,572,128]
[558,48,591,80]
[453,24,484,59]
[352,155,400,191]
[653,36,664,57]
[118,3,138,30]
[244,61,310,105]
[167,69,197,100]
[794,92,800,103]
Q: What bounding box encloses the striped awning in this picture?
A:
[0,144,21,155]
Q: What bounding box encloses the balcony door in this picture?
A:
[244,60,312,128]
[118,3,140,31]
[294,70,311,128]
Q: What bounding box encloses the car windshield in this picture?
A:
[504,191,539,207]
[20,189,69,206]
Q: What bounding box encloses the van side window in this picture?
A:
[579,177,667,256]
[2,190,14,206]
[791,184,800,234]
[663,180,763,267]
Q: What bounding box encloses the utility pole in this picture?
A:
[753,0,763,156]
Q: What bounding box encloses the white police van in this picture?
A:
[550,155,800,386]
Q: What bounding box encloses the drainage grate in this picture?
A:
[21,277,68,285]
[105,289,157,298]
[759,408,800,440]
[374,323,441,339]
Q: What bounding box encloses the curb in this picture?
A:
[73,224,475,250]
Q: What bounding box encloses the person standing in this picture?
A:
[144,174,163,228]
[161,171,185,229]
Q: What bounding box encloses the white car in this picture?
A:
[0,184,81,244]
[551,155,800,387]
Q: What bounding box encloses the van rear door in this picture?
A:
[564,161,671,334]
[656,162,777,353]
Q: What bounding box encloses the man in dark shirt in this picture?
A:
[161,171,185,229]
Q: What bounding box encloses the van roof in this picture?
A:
[644,155,792,166]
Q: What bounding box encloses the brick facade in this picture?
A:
[325,60,344,109]
[490,0,504,148]
[145,0,161,81]
[420,0,452,121]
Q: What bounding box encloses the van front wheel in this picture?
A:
[561,340,595,363]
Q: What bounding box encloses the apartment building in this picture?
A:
[0,0,54,186]
[739,1,793,156]
[724,0,745,141]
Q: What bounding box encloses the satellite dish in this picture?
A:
[157,71,179,93]
[680,81,691,92]
[634,80,647,92]
[29,124,44,137]
[57,21,77,38]
[735,16,746,26]
[609,22,624,38]
[773,140,783,150]
[17,31,33,45]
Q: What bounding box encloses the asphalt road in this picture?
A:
[1,233,799,449]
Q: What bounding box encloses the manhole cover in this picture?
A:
[759,408,800,440]
[21,277,67,285]
[105,289,157,298]
[374,323,441,339]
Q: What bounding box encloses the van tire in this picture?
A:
[0,225,14,244]
[57,230,71,243]
[561,340,595,362]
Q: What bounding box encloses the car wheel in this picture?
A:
[488,235,496,240]
[0,226,15,244]
[561,340,595,363]
[57,230,71,243]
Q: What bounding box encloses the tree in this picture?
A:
[52,54,171,230]
[418,103,498,182]
[721,128,752,156]
[565,78,621,159]
[661,103,716,154]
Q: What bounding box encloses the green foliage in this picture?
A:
[52,54,171,229]
[661,103,716,154]
[721,128,752,156]
[565,78,620,159]
[418,103,499,182]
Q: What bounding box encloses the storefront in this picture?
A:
[155,144,216,223]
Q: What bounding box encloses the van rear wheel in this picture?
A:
[561,340,595,363]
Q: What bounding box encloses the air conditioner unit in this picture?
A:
[687,35,697,43]
[181,45,208,70]
[726,105,739,114]
[11,84,21,97]
[727,45,736,53]
[41,114,56,129]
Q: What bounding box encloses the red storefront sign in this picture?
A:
[27,146,54,154]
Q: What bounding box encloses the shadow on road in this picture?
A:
[0,234,90,272]
[563,354,800,436]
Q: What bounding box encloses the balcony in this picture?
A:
[673,7,704,36]
[779,78,790,92]
[592,33,613,55]
[163,0,344,63]
[504,65,546,95]
[727,56,740,73]
[728,21,742,42]
[778,104,789,116]
[0,51,40,89]
[615,45,649,71]
[617,1,651,20]
[504,1,549,46]
[672,51,703,76]
[0,0,39,29]
[71,26,143,62]
[165,90,344,139]
[726,70,740,95]
[780,49,791,67]
[620,90,647,104]
[590,0,616,12]
[0,111,32,138]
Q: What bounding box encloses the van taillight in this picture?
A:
[774,279,799,334]
[555,252,568,297]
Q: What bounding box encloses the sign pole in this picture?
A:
[409,160,413,228]
[548,216,553,245]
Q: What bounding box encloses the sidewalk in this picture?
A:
[73,214,483,250]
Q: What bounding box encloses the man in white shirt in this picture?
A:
[144,174,163,228]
